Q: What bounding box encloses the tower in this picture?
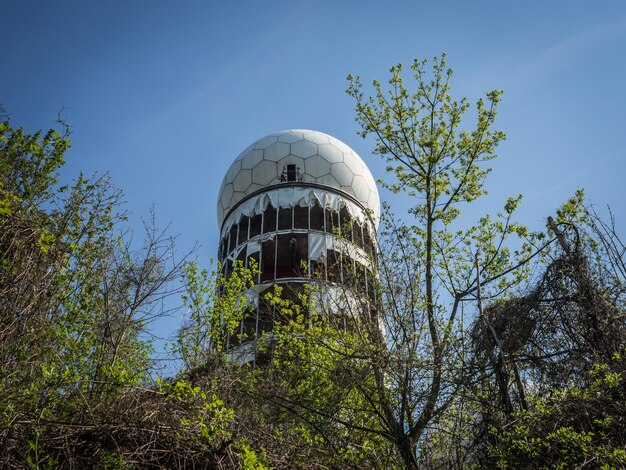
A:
[217,129,380,364]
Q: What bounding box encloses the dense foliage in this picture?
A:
[0,120,265,468]
[1,56,625,469]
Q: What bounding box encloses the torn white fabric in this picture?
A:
[248,283,272,296]
[308,232,327,261]
[246,284,272,308]
[324,234,371,267]
[235,284,272,309]
[246,240,261,256]
[309,285,362,316]
[325,234,335,251]
[226,244,246,261]
[221,187,372,237]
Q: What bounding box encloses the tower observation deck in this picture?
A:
[217,129,380,364]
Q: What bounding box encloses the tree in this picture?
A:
[0,119,271,469]
[216,55,551,469]
[255,56,549,468]
[470,200,626,469]
[344,54,550,468]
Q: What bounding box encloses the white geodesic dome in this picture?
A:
[217,129,380,227]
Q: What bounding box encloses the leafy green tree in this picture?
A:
[202,56,554,469]
[280,54,550,468]
[485,359,626,470]
[0,120,72,426]
[471,200,626,469]
[0,119,269,468]
[176,259,259,370]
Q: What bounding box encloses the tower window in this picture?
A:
[287,164,297,182]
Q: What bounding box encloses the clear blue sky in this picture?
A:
[3,1,626,357]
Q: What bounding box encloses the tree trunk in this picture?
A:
[398,435,419,470]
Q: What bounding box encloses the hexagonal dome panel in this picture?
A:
[220,183,234,211]
[304,154,332,178]
[217,130,380,227]
[264,141,290,161]
[254,135,278,150]
[317,143,344,164]
[240,149,264,170]
[291,139,318,158]
[352,174,371,202]
[278,131,304,144]
[331,162,354,187]
[253,159,278,186]
[233,169,252,192]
